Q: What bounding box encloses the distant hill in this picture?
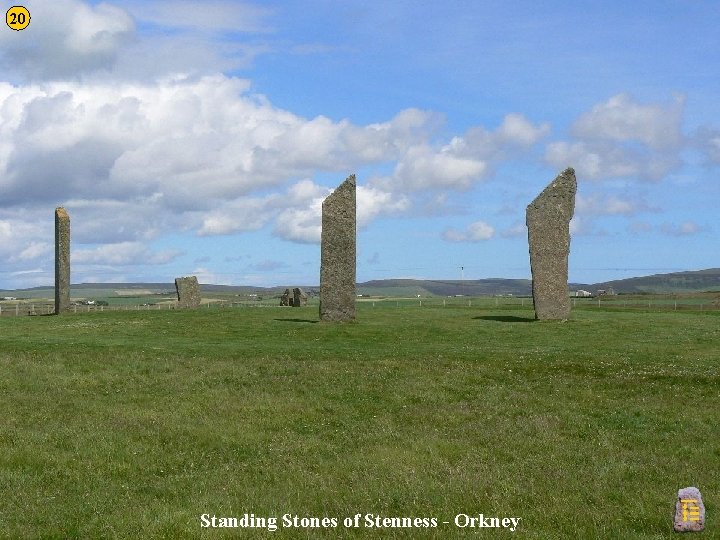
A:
[1,268,719,298]
[357,278,536,297]
[589,268,720,294]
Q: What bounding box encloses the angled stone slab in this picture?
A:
[526,168,576,320]
[320,175,356,322]
[55,207,71,315]
[175,276,201,308]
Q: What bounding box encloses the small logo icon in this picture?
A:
[6,6,31,31]
[680,499,702,522]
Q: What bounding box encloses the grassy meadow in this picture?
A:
[0,301,717,538]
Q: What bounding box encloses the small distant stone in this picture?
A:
[674,486,705,532]
[292,287,308,307]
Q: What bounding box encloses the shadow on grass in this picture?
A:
[273,318,319,324]
[473,315,535,323]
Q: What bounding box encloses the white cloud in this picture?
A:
[394,144,487,191]
[0,218,52,263]
[546,94,685,181]
[0,0,135,80]
[124,1,274,33]
[500,223,526,238]
[73,242,182,265]
[357,185,410,226]
[575,193,646,217]
[273,199,324,244]
[443,220,495,242]
[571,93,685,151]
[660,221,701,236]
[496,113,552,146]
[693,127,720,164]
[627,221,653,234]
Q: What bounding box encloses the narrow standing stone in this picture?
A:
[526,168,576,320]
[674,487,705,532]
[175,276,201,308]
[293,287,307,307]
[320,175,356,321]
[54,207,71,315]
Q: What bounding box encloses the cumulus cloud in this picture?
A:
[571,93,685,151]
[693,127,720,164]
[271,181,410,244]
[0,0,135,81]
[575,193,649,217]
[660,221,701,236]
[546,94,685,181]
[442,220,495,242]
[73,242,182,265]
[123,0,274,33]
[500,223,526,238]
[371,113,549,193]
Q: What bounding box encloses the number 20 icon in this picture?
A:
[7,6,31,31]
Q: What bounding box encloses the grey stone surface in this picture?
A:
[54,207,71,315]
[674,486,705,532]
[320,174,356,321]
[280,289,291,306]
[526,168,576,320]
[293,287,308,307]
[175,276,201,308]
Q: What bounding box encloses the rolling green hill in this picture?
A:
[2,268,719,299]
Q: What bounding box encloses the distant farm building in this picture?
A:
[575,290,592,297]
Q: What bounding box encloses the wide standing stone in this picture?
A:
[54,207,71,315]
[674,487,705,532]
[175,276,201,308]
[320,175,356,321]
[526,168,576,320]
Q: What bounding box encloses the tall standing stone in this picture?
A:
[526,168,576,320]
[320,175,356,321]
[175,276,201,308]
[54,207,71,315]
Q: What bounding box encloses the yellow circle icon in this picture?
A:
[6,6,31,31]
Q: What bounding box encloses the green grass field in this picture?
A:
[0,303,717,538]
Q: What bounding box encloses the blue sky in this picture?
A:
[0,0,718,288]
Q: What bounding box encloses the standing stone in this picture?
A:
[526,168,576,320]
[674,487,705,532]
[292,287,308,307]
[175,276,201,308]
[54,207,71,315]
[280,289,291,306]
[320,174,356,321]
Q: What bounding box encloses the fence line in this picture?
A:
[1,295,718,317]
